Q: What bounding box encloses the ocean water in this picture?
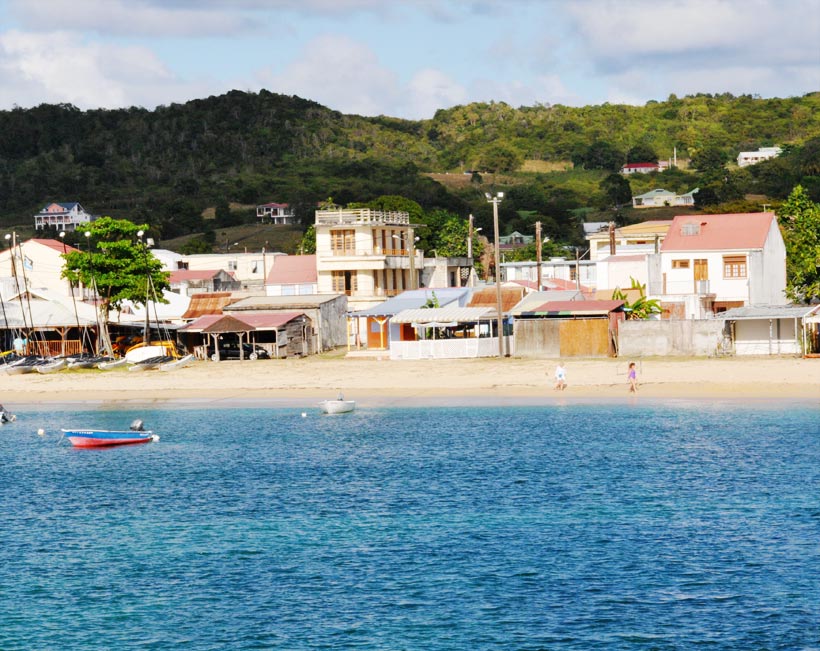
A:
[1,402,819,650]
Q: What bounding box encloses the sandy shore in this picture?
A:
[1,355,818,409]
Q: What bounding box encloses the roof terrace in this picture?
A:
[315,208,410,226]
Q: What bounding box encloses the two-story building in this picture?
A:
[34,202,94,232]
[314,208,423,312]
[256,202,296,224]
[650,212,787,318]
[737,147,782,168]
[587,220,671,262]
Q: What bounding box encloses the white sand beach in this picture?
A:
[1,355,818,408]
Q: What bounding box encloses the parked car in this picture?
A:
[207,342,270,361]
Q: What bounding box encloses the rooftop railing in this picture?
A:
[316,208,410,226]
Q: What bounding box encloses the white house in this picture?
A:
[156,250,285,290]
[632,188,699,208]
[0,238,78,298]
[265,254,318,296]
[501,259,596,291]
[587,220,671,262]
[314,207,423,312]
[651,212,787,319]
[737,146,782,168]
[257,202,296,224]
[621,162,660,175]
[34,202,94,232]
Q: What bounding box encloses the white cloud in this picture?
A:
[256,35,401,116]
[566,0,820,70]
[8,0,253,36]
[406,69,469,118]
[0,30,213,110]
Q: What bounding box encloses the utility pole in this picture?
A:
[535,221,542,292]
[486,192,505,358]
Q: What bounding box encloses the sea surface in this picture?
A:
[1,402,819,650]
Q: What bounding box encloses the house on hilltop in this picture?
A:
[632,188,699,208]
[34,202,94,232]
[256,202,296,224]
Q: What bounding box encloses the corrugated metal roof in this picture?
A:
[181,292,234,318]
[353,288,469,316]
[180,311,303,333]
[391,306,498,324]
[468,285,524,311]
[521,300,625,316]
[720,304,820,320]
[511,290,584,315]
[227,294,342,310]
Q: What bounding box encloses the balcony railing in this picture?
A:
[316,209,410,226]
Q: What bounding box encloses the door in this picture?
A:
[694,259,708,292]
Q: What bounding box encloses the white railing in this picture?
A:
[389,336,513,360]
[316,209,410,226]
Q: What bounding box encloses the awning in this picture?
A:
[392,306,497,324]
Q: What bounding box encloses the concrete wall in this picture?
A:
[618,319,725,357]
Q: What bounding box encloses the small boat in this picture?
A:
[319,395,356,414]
[97,357,128,370]
[128,355,174,371]
[0,406,16,424]
[159,353,195,371]
[35,358,67,374]
[62,419,158,448]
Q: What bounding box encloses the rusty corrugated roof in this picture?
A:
[181,292,233,319]
[468,286,525,312]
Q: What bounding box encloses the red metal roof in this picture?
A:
[661,212,775,251]
[180,311,303,332]
[623,162,660,168]
[181,292,233,319]
[169,269,223,283]
[266,255,317,285]
[32,238,79,254]
[527,300,625,315]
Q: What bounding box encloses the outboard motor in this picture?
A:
[130,419,145,432]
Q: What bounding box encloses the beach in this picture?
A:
[1,355,818,407]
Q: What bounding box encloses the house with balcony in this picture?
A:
[737,147,782,168]
[34,202,94,232]
[650,212,787,319]
[315,208,423,312]
[257,202,296,224]
[632,188,699,208]
[587,220,672,262]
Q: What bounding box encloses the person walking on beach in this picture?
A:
[628,362,638,393]
[554,362,567,390]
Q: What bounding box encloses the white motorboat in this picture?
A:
[318,398,356,414]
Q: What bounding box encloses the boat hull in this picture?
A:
[319,400,356,414]
[62,429,157,448]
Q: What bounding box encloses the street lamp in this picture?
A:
[485,191,505,357]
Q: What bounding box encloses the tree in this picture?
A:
[61,217,169,355]
[626,143,658,163]
[599,173,632,208]
[777,185,820,302]
[612,278,661,320]
[571,140,624,171]
[690,146,728,174]
[299,224,316,254]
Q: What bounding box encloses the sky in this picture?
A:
[0,0,817,120]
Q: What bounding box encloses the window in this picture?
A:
[723,255,747,278]
[228,260,237,271]
[672,259,690,269]
[331,229,355,255]
[331,271,357,295]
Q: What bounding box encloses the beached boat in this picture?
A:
[62,420,158,448]
[159,353,195,371]
[35,358,67,374]
[97,356,128,370]
[319,398,356,414]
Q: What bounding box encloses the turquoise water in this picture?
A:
[1,403,819,650]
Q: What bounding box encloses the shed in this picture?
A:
[720,304,820,356]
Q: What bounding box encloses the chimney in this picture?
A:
[608,221,616,255]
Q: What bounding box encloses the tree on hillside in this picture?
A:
[777,185,820,302]
[61,217,169,355]
[626,144,658,163]
[690,146,728,174]
[571,140,624,172]
[599,173,632,208]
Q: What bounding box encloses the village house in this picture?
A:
[34,202,94,232]
[0,238,78,298]
[649,212,787,319]
[632,188,699,208]
[737,146,782,167]
[314,207,423,312]
[256,202,296,224]
[587,220,671,262]
[265,254,318,296]
[620,162,661,175]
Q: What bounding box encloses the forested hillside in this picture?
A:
[0,89,818,252]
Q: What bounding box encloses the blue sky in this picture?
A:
[0,0,817,119]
